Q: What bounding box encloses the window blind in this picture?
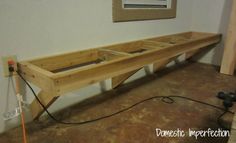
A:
[123,0,171,9]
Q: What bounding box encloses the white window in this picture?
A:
[113,0,177,22]
[123,0,172,9]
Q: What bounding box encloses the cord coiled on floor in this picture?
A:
[16,71,234,130]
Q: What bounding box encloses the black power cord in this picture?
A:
[16,71,234,129]
[217,111,229,130]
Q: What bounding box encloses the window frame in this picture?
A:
[112,0,177,22]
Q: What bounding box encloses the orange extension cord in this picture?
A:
[9,60,28,143]
[16,93,28,143]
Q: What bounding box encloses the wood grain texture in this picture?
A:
[18,32,221,119]
[228,114,236,143]
[112,68,141,89]
[220,0,236,75]
[18,62,55,92]
[185,49,200,60]
[53,35,221,95]
[30,91,58,119]
[153,56,178,72]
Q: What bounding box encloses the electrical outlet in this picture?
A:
[1,55,17,77]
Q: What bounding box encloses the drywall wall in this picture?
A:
[0,0,194,133]
[191,0,233,65]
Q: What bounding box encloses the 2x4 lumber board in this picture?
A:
[112,68,141,89]
[103,32,196,53]
[143,40,173,48]
[30,91,58,119]
[220,0,236,75]
[98,50,126,61]
[18,62,58,119]
[52,34,221,95]
[147,32,192,41]
[103,41,145,53]
[153,56,179,72]
[28,41,144,72]
[99,49,132,56]
[112,56,179,89]
[29,49,98,72]
[21,32,220,119]
[25,32,208,72]
[229,130,236,143]
[228,114,236,143]
[18,62,56,93]
[185,49,200,60]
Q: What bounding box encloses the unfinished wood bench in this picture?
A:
[17,31,221,119]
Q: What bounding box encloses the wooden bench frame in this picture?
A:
[17,32,221,119]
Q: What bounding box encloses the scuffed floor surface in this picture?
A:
[1,62,236,143]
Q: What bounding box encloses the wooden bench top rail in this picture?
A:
[17,31,221,119]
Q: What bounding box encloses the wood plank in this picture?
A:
[143,40,173,48]
[104,32,194,53]
[112,68,141,89]
[98,49,132,56]
[28,41,144,71]
[29,49,99,72]
[153,56,178,72]
[228,129,236,143]
[220,0,236,75]
[185,49,200,60]
[97,50,127,61]
[30,91,58,120]
[52,35,221,95]
[24,32,206,72]
[228,114,236,143]
[18,62,56,92]
[18,62,58,120]
[100,41,145,54]
[18,32,221,119]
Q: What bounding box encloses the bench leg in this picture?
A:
[153,56,179,72]
[185,49,200,60]
[30,91,58,120]
[112,68,141,89]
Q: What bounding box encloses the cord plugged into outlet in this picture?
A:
[1,55,17,77]
[8,60,16,73]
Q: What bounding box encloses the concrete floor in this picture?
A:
[1,62,236,143]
